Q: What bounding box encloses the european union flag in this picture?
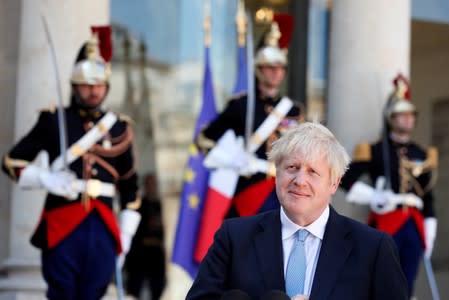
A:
[172,46,217,278]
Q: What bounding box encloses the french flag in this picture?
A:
[194,167,239,262]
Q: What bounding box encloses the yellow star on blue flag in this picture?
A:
[184,168,195,183]
[188,194,200,209]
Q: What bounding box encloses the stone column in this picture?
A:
[326,0,410,220]
[0,1,109,298]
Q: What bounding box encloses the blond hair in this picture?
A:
[267,122,350,184]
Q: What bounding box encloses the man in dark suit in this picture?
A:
[186,122,408,300]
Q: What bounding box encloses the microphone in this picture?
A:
[220,289,251,300]
[260,290,291,300]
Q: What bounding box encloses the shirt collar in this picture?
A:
[281,206,330,241]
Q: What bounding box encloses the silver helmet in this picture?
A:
[70,26,112,85]
[384,74,416,124]
[255,22,287,67]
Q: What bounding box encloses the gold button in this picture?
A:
[91,169,98,176]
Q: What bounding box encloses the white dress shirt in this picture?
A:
[281,205,330,297]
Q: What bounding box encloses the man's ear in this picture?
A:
[331,177,341,194]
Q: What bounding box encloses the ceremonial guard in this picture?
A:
[2,26,141,299]
[341,75,438,297]
[197,21,304,217]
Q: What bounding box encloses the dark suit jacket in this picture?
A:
[186,206,408,300]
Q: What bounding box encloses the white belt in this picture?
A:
[51,112,117,171]
[71,179,116,198]
[248,96,293,153]
[392,193,423,209]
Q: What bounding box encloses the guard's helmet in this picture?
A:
[255,22,287,67]
[70,26,112,85]
[254,14,293,85]
[384,74,416,125]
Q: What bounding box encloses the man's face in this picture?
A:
[75,83,108,109]
[258,65,286,89]
[275,151,339,226]
[391,111,416,134]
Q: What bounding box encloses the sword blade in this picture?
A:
[245,11,255,152]
[115,261,125,300]
[40,15,68,170]
[423,255,440,300]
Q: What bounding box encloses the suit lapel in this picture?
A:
[309,206,352,300]
[253,210,285,291]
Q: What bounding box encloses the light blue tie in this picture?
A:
[286,229,308,297]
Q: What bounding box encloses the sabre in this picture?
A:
[423,255,440,300]
[244,10,255,152]
[115,261,125,300]
[375,74,392,191]
[381,97,393,190]
[40,15,68,170]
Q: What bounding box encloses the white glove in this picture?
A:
[404,194,424,209]
[370,190,396,214]
[40,170,78,200]
[117,209,141,268]
[424,217,437,258]
[18,165,78,200]
[204,129,247,170]
[17,151,49,189]
[238,154,265,176]
[370,177,394,214]
[346,176,386,205]
[204,129,273,177]
[346,181,376,205]
[346,177,395,214]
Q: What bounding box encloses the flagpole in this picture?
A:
[236,0,246,47]
[232,0,248,96]
[204,0,211,47]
